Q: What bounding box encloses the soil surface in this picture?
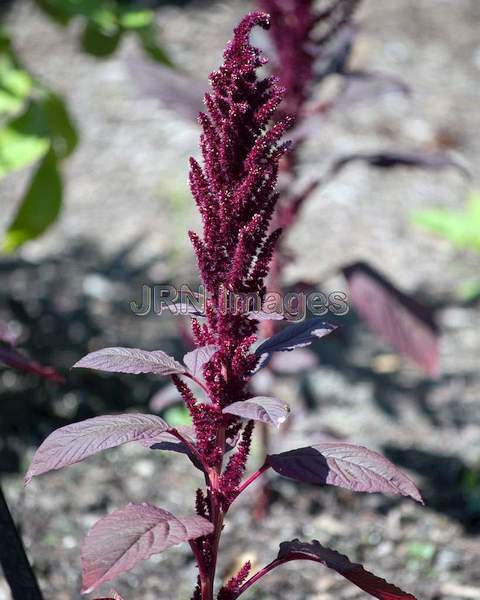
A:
[1,1,480,599]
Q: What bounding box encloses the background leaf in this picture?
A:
[3,149,62,251]
[342,261,439,376]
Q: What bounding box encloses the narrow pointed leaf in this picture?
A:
[73,347,185,376]
[81,503,213,593]
[0,344,63,382]
[268,442,423,502]
[223,397,290,428]
[183,345,217,381]
[255,318,336,356]
[343,262,439,376]
[25,413,169,483]
[277,540,417,600]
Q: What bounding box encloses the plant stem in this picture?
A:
[235,463,270,500]
[0,483,44,600]
[234,558,289,598]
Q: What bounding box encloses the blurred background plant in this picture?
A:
[1,0,174,252]
[413,190,480,302]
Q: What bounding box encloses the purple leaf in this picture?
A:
[0,344,64,382]
[255,318,337,356]
[330,149,469,178]
[73,347,185,376]
[183,345,217,381]
[343,261,440,377]
[25,413,169,483]
[268,442,423,502]
[223,397,290,428]
[81,503,213,593]
[277,539,417,600]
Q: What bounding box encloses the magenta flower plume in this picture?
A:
[187,10,292,461]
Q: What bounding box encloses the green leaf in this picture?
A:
[81,21,122,57]
[137,26,174,67]
[3,150,62,251]
[119,8,154,30]
[42,93,78,159]
[0,102,50,179]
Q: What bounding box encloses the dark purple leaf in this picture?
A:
[25,414,169,483]
[328,149,470,178]
[126,57,204,121]
[343,261,440,377]
[81,503,213,593]
[268,442,423,502]
[73,347,186,376]
[0,344,64,382]
[277,539,417,600]
[183,345,217,381]
[255,318,337,356]
[223,397,290,428]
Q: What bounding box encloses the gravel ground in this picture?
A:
[1,0,480,599]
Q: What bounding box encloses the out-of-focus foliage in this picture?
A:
[413,192,480,254]
[33,0,173,64]
[0,28,78,251]
[2,0,173,252]
[413,192,480,301]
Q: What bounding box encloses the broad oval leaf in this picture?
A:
[73,347,185,376]
[183,345,217,381]
[277,539,417,600]
[25,413,169,483]
[343,262,439,377]
[255,318,337,356]
[223,397,290,428]
[82,503,213,593]
[268,442,422,503]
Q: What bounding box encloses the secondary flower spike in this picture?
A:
[186,11,293,450]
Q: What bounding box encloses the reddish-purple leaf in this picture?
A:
[330,149,469,178]
[73,347,185,376]
[277,539,417,600]
[183,345,217,381]
[25,414,169,483]
[343,262,440,377]
[0,344,64,382]
[255,318,337,356]
[268,442,423,502]
[223,397,290,428]
[81,503,213,593]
